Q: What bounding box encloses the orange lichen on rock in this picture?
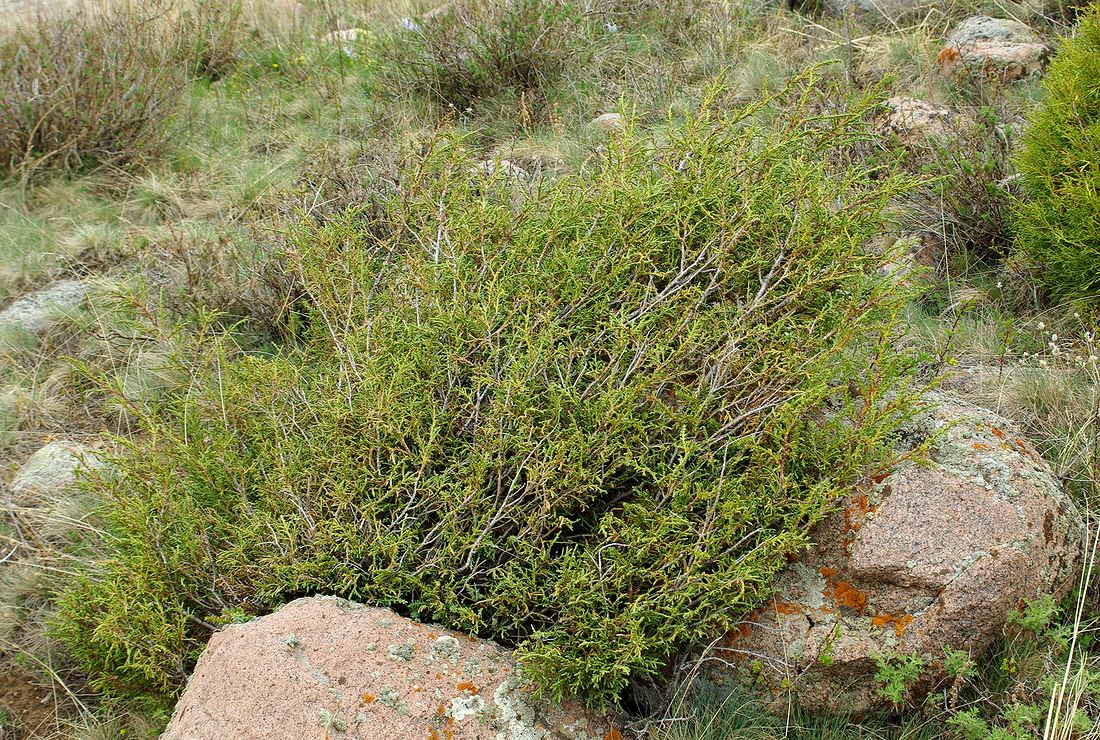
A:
[362,693,376,704]
[829,581,868,613]
[844,495,866,530]
[774,602,804,615]
[871,613,914,637]
[456,681,479,695]
[720,621,754,652]
[820,566,837,578]
[844,494,877,533]
[724,620,753,645]
[973,442,993,451]
[936,46,961,65]
[841,494,878,553]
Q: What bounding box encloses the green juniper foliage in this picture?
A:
[55,75,922,709]
[1013,4,1100,306]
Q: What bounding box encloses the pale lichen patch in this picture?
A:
[387,638,417,662]
[492,672,544,740]
[447,693,486,721]
[379,687,407,714]
[430,635,462,665]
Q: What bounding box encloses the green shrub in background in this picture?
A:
[375,0,709,122]
[1013,4,1100,306]
[172,0,244,81]
[0,5,183,178]
[54,76,923,711]
[902,109,1014,267]
[377,0,594,116]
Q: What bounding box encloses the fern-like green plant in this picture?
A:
[1013,5,1100,306]
[873,651,926,706]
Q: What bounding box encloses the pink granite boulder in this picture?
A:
[710,393,1083,714]
[162,596,620,740]
[936,16,1051,81]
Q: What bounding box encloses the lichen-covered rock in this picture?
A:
[0,280,84,337]
[471,159,531,185]
[162,596,620,740]
[589,113,625,134]
[711,392,1082,714]
[877,97,966,144]
[936,16,1050,81]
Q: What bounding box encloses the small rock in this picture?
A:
[878,96,966,144]
[323,28,368,57]
[710,392,1083,714]
[324,28,367,43]
[823,0,933,24]
[470,159,530,185]
[6,440,106,547]
[936,16,1051,81]
[8,440,102,508]
[0,280,84,338]
[590,112,625,134]
[162,596,619,739]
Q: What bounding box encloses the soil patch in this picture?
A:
[0,664,57,738]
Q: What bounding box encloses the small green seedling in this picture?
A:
[873,651,925,705]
